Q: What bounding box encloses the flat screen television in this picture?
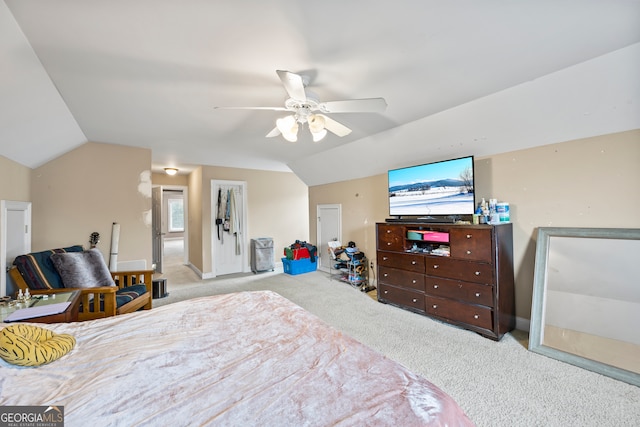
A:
[387,155,475,222]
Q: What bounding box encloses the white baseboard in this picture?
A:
[186,260,291,278]
[184,263,211,279]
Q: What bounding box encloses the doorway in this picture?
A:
[163,188,186,271]
[211,180,248,277]
[316,204,342,273]
[152,185,188,275]
[1,201,32,297]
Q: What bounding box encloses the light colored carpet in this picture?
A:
[153,240,640,427]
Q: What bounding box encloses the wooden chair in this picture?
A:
[10,246,153,322]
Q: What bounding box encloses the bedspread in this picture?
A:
[0,290,474,426]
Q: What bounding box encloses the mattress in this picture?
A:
[0,290,473,426]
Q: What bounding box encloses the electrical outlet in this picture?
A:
[370,260,374,269]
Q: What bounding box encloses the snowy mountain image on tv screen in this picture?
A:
[388,156,475,216]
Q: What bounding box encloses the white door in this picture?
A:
[152,186,164,273]
[316,204,342,273]
[1,201,32,297]
[212,180,248,277]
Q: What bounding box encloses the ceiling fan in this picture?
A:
[215,70,387,142]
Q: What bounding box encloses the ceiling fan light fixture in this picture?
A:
[308,114,325,133]
[276,115,299,142]
[276,115,296,134]
[282,130,298,142]
[311,128,327,142]
[164,167,178,175]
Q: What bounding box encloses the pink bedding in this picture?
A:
[0,291,473,426]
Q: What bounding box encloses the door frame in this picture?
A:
[210,180,249,278]
[316,204,342,273]
[1,200,32,297]
[161,185,189,267]
[151,186,164,273]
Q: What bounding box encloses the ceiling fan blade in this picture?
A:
[276,70,307,102]
[214,106,289,111]
[266,127,281,138]
[319,114,352,137]
[319,98,387,113]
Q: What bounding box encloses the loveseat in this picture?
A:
[10,245,152,321]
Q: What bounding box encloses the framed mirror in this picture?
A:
[529,227,640,386]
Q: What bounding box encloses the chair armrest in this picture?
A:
[23,286,116,295]
[16,285,119,321]
[74,286,119,320]
[110,270,154,293]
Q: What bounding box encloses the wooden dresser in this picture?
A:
[376,222,515,340]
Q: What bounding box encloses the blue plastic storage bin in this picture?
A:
[282,257,317,275]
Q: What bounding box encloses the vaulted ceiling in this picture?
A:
[2,1,639,186]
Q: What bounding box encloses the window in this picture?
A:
[168,198,184,232]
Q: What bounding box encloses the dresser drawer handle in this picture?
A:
[384,273,388,277]
[412,298,418,303]
[433,284,439,289]
[383,290,389,294]
[475,271,480,276]
[412,279,417,284]
[386,229,391,233]
[466,234,472,239]
[474,314,479,319]
[383,257,388,261]
[432,304,438,309]
[466,250,472,255]
[387,242,391,246]
[475,292,481,297]
[411,260,416,265]
[433,265,439,269]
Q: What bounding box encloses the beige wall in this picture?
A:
[31,142,153,266]
[187,167,204,272]
[309,173,389,261]
[151,172,189,187]
[0,155,31,202]
[309,129,640,323]
[195,165,309,275]
[0,154,32,251]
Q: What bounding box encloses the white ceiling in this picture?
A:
[2,1,640,186]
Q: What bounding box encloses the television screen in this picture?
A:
[388,156,475,218]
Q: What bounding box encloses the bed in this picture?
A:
[0,291,474,426]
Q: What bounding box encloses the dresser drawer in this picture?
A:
[450,228,493,262]
[425,257,493,284]
[379,266,425,291]
[378,284,425,312]
[377,225,404,252]
[425,277,494,307]
[378,252,425,273]
[426,296,493,330]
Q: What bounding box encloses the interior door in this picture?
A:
[316,204,342,273]
[212,180,247,277]
[152,186,164,273]
[1,201,32,297]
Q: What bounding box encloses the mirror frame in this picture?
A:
[529,227,640,387]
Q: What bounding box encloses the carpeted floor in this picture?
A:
[153,239,640,427]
